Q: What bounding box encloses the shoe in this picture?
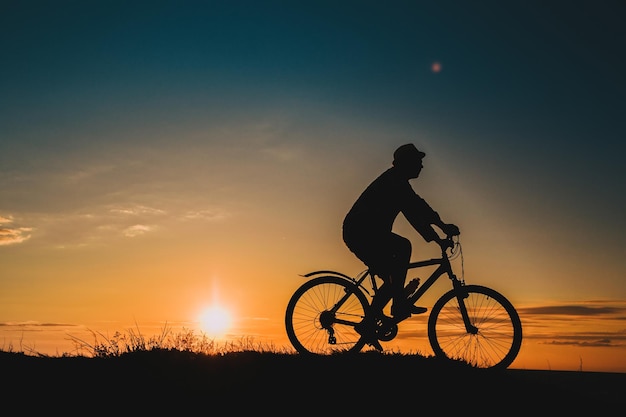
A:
[391,303,427,318]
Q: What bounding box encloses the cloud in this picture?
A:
[0,215,33,246]
[181,209,230,222]
[519,303,626,317]
[518,300,626,349]
[123,224,154,237]
[64,164,117,183]
[542,335,626,348]
[109,205,167,216]
[0,321,77,328]
[0,201,232,248]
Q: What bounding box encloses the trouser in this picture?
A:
[343,231,412,314]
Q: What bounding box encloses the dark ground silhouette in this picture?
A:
[3,350,624,413]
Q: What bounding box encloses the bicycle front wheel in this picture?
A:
[428,285,522,369]
[285,276,369,355]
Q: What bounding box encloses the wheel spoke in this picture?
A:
[286,276,368,355]
[428,285,522,369]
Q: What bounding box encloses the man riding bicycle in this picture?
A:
[343,143,459,336]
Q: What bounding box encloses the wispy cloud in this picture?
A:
[0,203,233,248]
[110,205,167,216]
[0,321,77,328]
[0,215,33,246]
[518,300,626,348]
[543,336,624,348]
[123,224,155,237]
[181,209,230,222]
[63,164,117,183]
[519,304,626,317]
[260,144,303,161]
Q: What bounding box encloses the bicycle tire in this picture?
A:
[285,275,369,355]
[428,284,522,369]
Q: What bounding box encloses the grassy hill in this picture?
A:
[3,348,624,414]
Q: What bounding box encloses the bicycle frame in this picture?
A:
[302,241,477,332]
[406,251,477,333]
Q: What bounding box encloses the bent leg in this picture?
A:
[343,231,412,316]
[387,234,412,312]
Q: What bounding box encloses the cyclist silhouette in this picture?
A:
[343,143,460,329]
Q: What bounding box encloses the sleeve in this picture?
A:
[403,193,442,242]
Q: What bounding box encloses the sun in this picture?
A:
[198,305,232,337]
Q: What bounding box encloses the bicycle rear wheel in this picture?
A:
[285,276,368,355]
[428,285,522,369]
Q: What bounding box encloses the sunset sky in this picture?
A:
[1,1,625,372]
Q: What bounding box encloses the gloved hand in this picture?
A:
[442,223,460,237]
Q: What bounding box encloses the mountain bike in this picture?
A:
[285,234,522,369]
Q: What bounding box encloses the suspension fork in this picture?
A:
[452,278,478,334]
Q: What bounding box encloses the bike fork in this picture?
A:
[454,284,478,334]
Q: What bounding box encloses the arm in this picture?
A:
[432,219,460,250]
[433,217,460,238]
[404,194,459,245]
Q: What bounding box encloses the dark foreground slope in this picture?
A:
[3,350,624,413]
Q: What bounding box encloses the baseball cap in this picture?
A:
[393,143,426,165]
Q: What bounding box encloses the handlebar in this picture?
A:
[439,233,460,253]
